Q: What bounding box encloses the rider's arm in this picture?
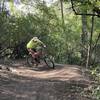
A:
[38,39,46,47]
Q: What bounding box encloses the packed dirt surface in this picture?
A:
[0,60,91,100]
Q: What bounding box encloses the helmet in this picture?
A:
[32,37,38,41]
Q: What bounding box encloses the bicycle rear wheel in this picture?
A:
[26,55,35,67]
[44,56,55,69]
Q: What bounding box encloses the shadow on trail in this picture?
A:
[30,66,54,71]
[27,64,66,71]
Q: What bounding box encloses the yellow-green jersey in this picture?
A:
[27,39,44,49]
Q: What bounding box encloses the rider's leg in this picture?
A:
[27,48,35,58]
[35,47,42,57]
[33,52,40,63]
[34,47,42,63]
[27,48,38,66]
[33,49,40,66]
[31,48,37,58]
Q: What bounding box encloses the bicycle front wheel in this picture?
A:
[44,56,55,69]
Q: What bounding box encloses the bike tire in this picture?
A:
[44,56,55,69]
[26,55,34,67]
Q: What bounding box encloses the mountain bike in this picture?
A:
[26,47,55,69]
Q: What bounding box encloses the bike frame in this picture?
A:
[28,48,45,59]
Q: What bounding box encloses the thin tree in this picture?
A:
[60,0,65,32]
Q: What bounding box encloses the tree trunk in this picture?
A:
[86,15,94,68]
[60,0,65,32]
[81,15,89,66]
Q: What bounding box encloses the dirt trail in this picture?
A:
[0,61,91,100]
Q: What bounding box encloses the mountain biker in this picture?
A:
[26,37,46,63]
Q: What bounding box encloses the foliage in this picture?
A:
[70,0,100,17]
[88,66,100,100]
[0,0,99,65]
